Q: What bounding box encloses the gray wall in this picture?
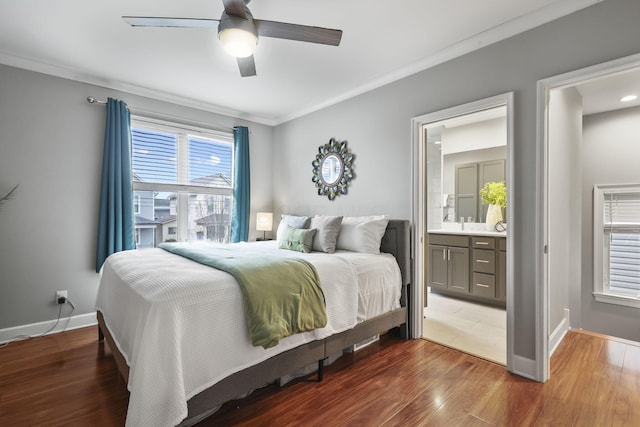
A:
[0,64,274,330]
[548,87,582,334]
[581,106,640,340]
[273,0,640,360]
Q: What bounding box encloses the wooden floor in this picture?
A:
[1,327,639,426]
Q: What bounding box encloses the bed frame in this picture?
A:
[97,219,411,426]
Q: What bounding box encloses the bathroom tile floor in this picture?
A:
[422,291,506,365]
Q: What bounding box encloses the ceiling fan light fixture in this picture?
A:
[219,28,258,58]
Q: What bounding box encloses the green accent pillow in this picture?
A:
[279,226,317,253]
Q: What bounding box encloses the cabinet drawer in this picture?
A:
[472,273,496,299]
[471,236,495,249]
[473,249,495,274]
[428,234,469,248]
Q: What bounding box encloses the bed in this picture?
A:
[96,219,411,427]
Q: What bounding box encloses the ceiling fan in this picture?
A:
[123,0,343,77]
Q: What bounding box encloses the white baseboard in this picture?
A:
[0,311,97,344]
[549,308,571,357]
[511,354,537,380]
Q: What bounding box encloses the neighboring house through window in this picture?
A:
[131,116,234,246]
[134,194,141,214]
[593,184,640,308]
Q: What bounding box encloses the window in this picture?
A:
[131,116,234,246]
[593,184,640,308]
[134,194,141,214]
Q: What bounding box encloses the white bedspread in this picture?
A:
[96,242,400,427]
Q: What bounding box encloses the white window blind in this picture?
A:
[603,191,640,232]
[598,186,640,300]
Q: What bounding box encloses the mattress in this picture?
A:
[95,241,401,427]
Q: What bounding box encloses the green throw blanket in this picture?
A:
[158,243,327,348]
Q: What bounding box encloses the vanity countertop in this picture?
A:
[427,228,507,237]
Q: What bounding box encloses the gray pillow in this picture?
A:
[276,215,311,241]
[278,226,317,253]
[311,215,343,253]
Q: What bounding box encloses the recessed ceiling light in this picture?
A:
[620,95,638,102]
[434,140,442,145]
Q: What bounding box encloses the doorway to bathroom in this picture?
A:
[412,93,514,367]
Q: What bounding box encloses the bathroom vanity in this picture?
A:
[426,229,506,307]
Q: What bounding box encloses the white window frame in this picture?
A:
[593,184,640,308]
[131,115,234,243]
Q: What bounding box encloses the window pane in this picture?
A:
[133,190,158,249]
[132,128,178,184]
[156,192,177,243]
[610,232,640,292]
[188,192,233,243]
[189,136,233,187]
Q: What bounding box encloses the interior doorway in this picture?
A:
[411,92,515,370]
[538,52,640,380]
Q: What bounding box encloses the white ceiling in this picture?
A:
[576,68,640,115]
[0,0,600,125]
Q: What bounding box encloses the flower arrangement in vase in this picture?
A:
[479,181,506,231]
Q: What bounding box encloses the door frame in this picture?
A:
[411,92,515,371]
[536,51,640,381]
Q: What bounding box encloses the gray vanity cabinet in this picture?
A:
[497,238,507,302]
[428,233,506,307]
[427,234,470,296]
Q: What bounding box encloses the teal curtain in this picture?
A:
[95,98,135,272]
[231,126,250,242]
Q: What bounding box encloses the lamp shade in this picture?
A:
[256,212,273,232]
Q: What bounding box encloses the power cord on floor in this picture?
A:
[0,298,75,349]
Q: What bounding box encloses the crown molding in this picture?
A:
[0,0,601,127]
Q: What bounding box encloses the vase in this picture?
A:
[485,204,503,231]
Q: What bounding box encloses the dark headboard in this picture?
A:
[380,220,411,288]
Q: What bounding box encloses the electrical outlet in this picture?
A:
[56,290,68,304]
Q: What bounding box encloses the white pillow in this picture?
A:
[336,215,389,254]
[310,215,343,253]
[276,215,311,241]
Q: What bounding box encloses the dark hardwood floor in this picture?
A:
[1,326,639,426]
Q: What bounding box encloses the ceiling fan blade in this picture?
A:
[255,20,342,46]
[123,16,219,28]
[222,0,248,19]
[237,56,257,77]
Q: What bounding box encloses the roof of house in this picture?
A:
[135,215,159,225]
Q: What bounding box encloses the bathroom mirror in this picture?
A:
[312,138,355,200]
[429,106,507,224]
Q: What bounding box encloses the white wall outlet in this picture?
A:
[56,290,68,304]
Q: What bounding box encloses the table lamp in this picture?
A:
[256,212,273,241]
